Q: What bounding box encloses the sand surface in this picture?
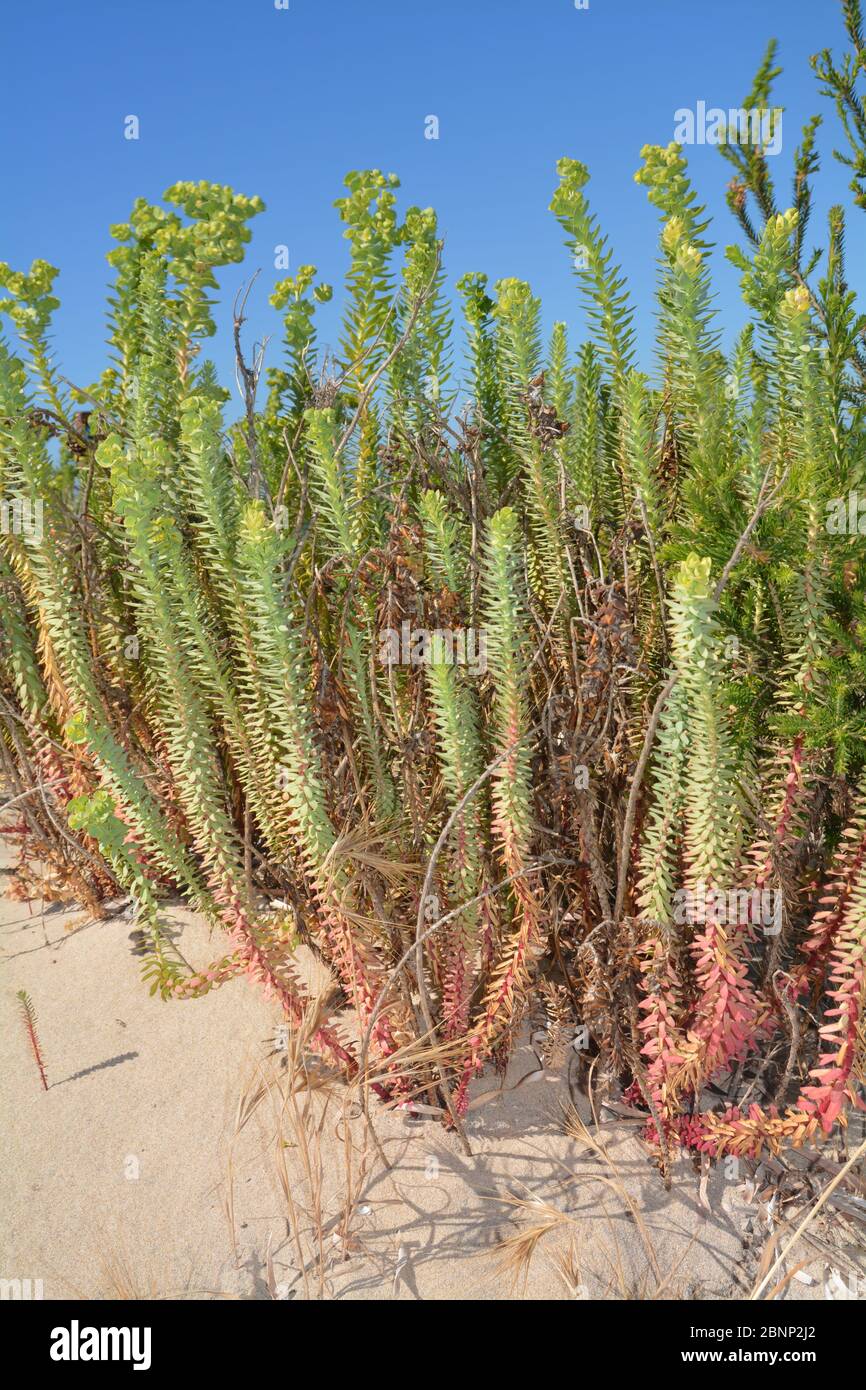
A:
[2,842,856,1301]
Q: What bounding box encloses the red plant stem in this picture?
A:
[25,1016,48,1090]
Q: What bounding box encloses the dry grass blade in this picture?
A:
[751,1135,866,1299]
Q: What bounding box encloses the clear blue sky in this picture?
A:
[2,0,860,394]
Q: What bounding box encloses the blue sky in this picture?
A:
[2,0,860,395]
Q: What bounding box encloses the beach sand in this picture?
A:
[1,843,842,1301]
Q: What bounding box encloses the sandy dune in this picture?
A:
[1,844,839,1301]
